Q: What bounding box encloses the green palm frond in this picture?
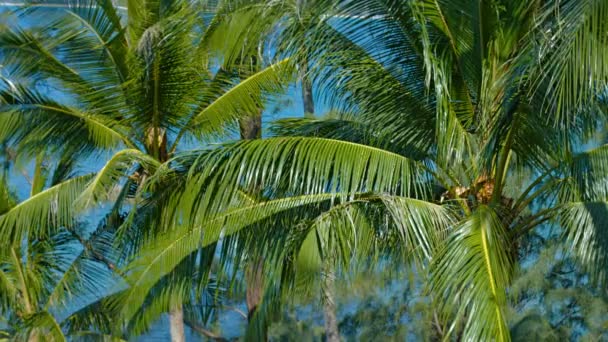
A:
[568,144,608,201]
[0,174,93,242]
[302,20,437,158]
[43,242,118,316]
[125,254,224,337]
[61,296,123,339]
[0,266,19,313]
[22,311,66,342]
[63,0,129,81]
[0,89,134,153]
[179,137,428,207]
[189,58,294,139]
[270,116,428,159]
[527,0,608,126]
[0,16,126,109]
[380,196,453,261]
[77,148,159,208]
[114,192,340,322]
[202,1,270,67]
[294,201,377,294]
[113,136,432,321]
[560,202,608,286]
[432,205,513,341]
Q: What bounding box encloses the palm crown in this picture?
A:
[1,0,607,341]
[0,0,292,338]
[128,0,608,340]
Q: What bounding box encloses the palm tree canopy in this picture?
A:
[1,0,608,340]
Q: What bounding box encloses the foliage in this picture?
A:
[1,0,608,340]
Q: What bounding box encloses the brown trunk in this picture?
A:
[239,113,262,140]
[169,305,186,342]
[299,59,315,118]
[245,259,264,320]
[145,127,168,161]
[240,102,266,338]
[245,258,267,341]
[322,271,340,342]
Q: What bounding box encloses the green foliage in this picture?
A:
[1,0,608,340]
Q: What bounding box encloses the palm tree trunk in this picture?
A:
[322,271,340,342]
[169,305,186,342]
[239,112,262,140]
[245,257,267,340]
[240,97,265,338]
[301,58,339,341]
[299,59,315,118]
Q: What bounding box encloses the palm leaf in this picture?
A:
[63,0,129,81]
[527,0,608,126]
[114,192,340,321]
[188,58,294,139]
[77,148,159,208]
[22,311,66,342]
[179,137,429,210]
[432,205,513,341]
[0,91,134,153]
[0,174,93,242]
[560,201,608,286]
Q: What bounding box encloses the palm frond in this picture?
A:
[380,196,453,261]
[0,88,134,153]
[178,137,429,209]
[527,0,608,127]
[22,311,66,342]
[0,174,93,242]
[63,0,129,81]
[77,148,159,208]
[432,205,513,341]
[114,192,340,322]
[560,201,608,286]
[568,144,608,201]
[294,201,376,294]
[269,116,428,159]
[189,58,294,139]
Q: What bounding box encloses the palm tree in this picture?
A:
[0,0,291,339]
[0,152,124,341]
[124,0,608,340]
[210,2,353,338]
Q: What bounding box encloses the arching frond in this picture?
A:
[0,174,93,242]
[528,0,608,126]
[294,201,377,294]
[63,0,129,80]
[561,201,608,286]
[114,192,340,322]
[179,137,429,211]
[43,242,119,317]
[380,196,453,261]
[432,205,513,342]
[189,58,294,139]
[0,92,134,153]
[270,114,430,160]
[77,148,159,209]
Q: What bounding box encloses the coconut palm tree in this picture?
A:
[0,0,292,339]
[0,151,124,341]
[208,2,359,338]
[123,0,608,340]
